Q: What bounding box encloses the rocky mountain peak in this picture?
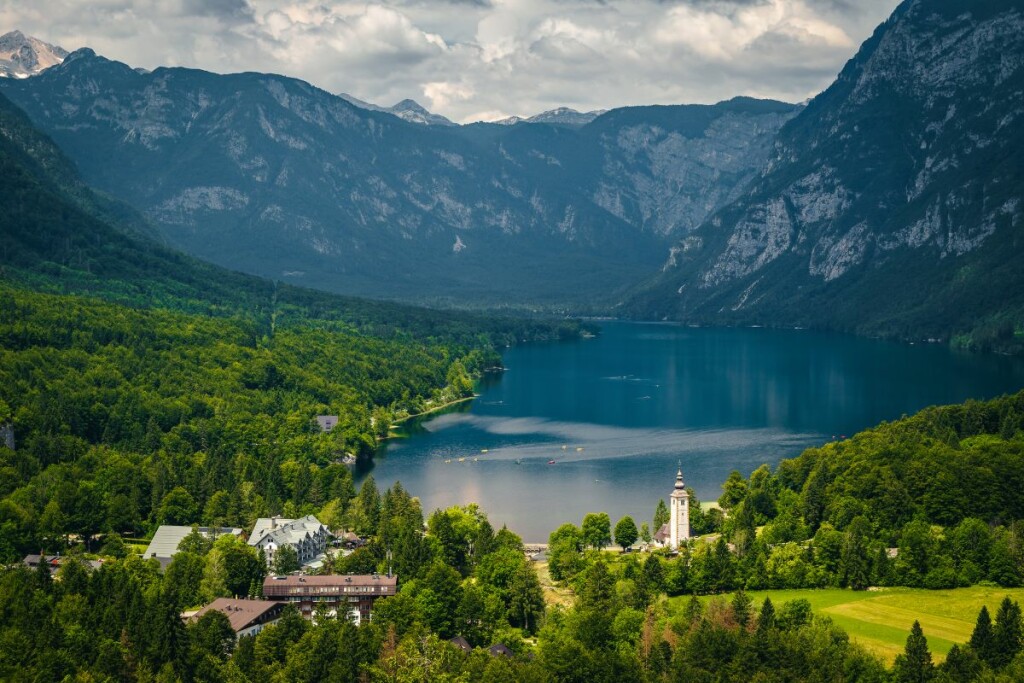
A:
[0,30,68,79]
[391,99,429,114]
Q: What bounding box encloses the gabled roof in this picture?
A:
[192,598,283,632]
[653,523,670,543]
[249,516,330,548]
[143,525,242,559]
[450,636,472,653]
[315,415,339,432]
[488,644,513,657]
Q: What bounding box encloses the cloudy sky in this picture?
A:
[1,0,900,123]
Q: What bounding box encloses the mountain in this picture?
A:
[388,99,456,127]
[0,88,585,352]
[494,107,607,126]
[630,0,1024,351]
[339,93,456,127]
[0,30,67,78]
[0,53,796,305]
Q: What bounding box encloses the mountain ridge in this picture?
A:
[0,51,797,305]
[628,0,1024,352]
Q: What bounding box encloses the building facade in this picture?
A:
[248,515,332,568]
[190,598,285,639]
[669,467,690,549]
[262,573,397,624]
[653,468,690,550]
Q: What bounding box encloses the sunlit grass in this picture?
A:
[666,586,1024,664]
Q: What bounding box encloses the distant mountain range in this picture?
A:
[1,0,1021,349]
[335,95,605,128]
[629,0,1024,351]
[0,47,796,304]
[493,107,608,127]
[338,93,457,127]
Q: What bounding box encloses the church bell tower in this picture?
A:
[669,466,690,549]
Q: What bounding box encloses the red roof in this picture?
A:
[192,598,283,632]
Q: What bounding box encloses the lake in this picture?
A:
[356,322,1024,542]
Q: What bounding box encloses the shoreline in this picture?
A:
[379,394,478,441]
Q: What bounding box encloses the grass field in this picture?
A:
[672,586,1024,664]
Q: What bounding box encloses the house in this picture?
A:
[340,531,365,549]
[143,526,243,569]
[450,636,472,653]
[23,554,60,573]
[249,515,332,568]
[315,415,339,432]
[488,644,514,657]
[262,573,397,624]
[190,598,285,638]
[23,554,102,574]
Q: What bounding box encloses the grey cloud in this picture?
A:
[0,0,902,122]
[182,0,255,21]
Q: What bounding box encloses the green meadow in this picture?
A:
[673,586,1024,664]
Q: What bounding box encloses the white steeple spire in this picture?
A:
[669,464,690,549]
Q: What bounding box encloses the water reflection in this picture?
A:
[358,323,1024,541]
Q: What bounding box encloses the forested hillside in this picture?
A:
[0,86,587,560]
[547,391,1024,599]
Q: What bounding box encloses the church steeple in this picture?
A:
[669,463,690,549]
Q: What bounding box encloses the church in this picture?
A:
[652,467,690,550]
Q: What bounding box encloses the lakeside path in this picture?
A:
[379,394,478,441]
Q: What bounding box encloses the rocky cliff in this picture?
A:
[631,0,1024,349]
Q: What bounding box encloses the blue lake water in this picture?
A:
[356,322,1024,542]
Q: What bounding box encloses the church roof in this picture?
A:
[653,523,670,542]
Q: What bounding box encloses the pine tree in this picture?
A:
[731,588,753,629]
[969,605,995,665]
[893,621,934,683]
[940,644,981,681]
[757,596,776,632]
[653,500,670,532]
[992,597,1023,668]
[683,595,703,625]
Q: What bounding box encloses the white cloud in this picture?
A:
[0,0,899,122]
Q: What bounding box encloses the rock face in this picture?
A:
[0,30,67,79]
[633,0,1024,343]
[0,54,795,303]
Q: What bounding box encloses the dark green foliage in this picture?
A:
[272,545,301,575]
[581,512,612,550]
[991,597,1023,668]
[653,499,669,532]
[969,605,995,666]
[893,621,934,683]
[614,516,639,551]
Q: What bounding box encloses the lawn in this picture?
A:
[671,586,1024,664]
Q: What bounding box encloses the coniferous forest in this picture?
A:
[2,3,1024,679]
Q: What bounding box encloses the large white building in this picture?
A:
[653,467,690,550]
[248,515,332,568]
